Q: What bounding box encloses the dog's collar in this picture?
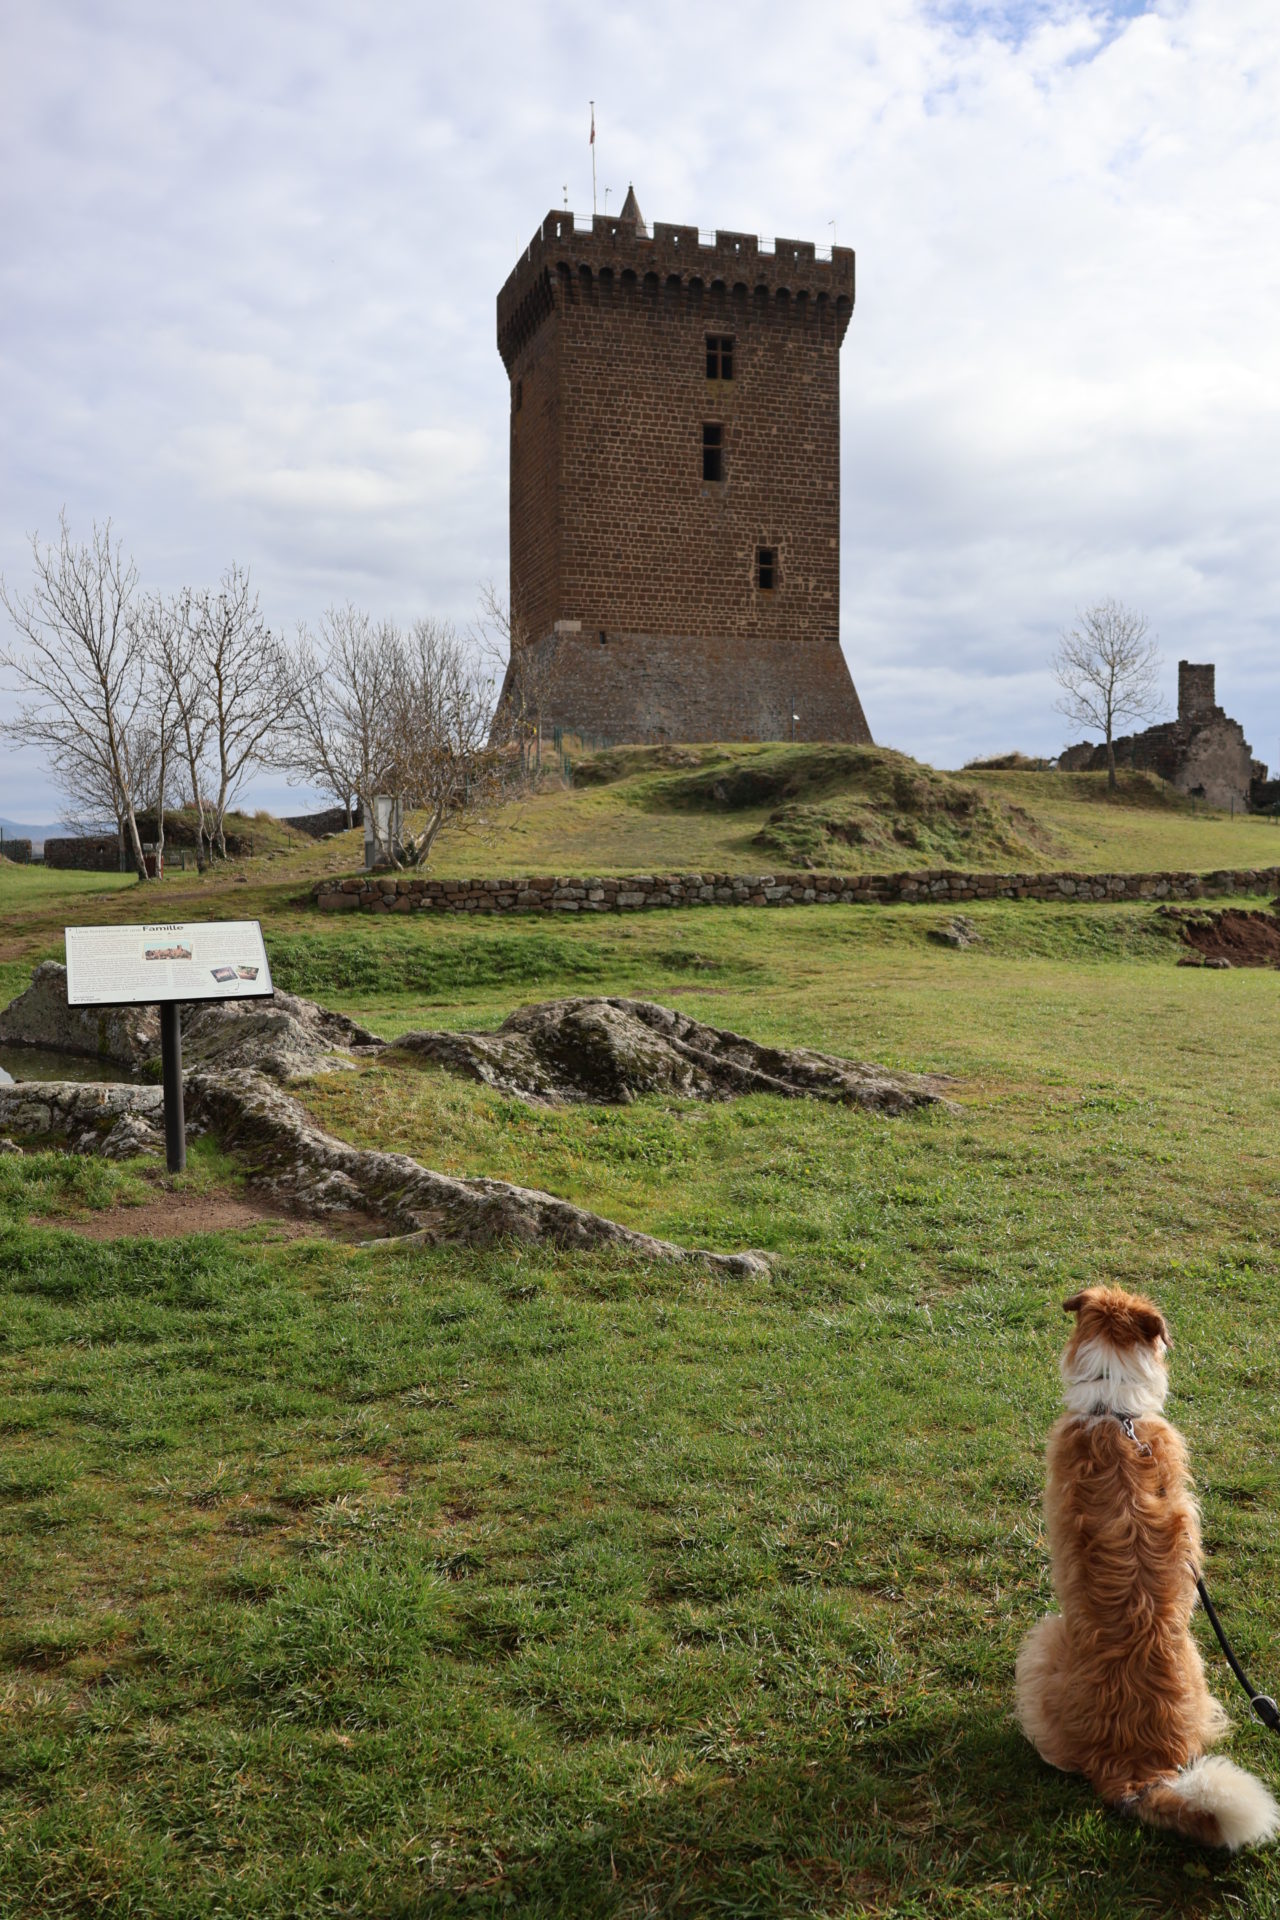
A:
[1092,1406,1153,1457]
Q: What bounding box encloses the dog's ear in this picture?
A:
[1135,1304,1172,1350]
[1062,1291,1089,1316]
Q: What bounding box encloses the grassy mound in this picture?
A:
[576,744,1056,867]
[648,746,1052,868]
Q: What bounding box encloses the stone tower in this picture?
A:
[495,190,871,744]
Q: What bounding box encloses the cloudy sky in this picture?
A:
[2,0,1278,826]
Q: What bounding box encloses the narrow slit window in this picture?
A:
[757,546,776,590]
[702,423,724,482]
[515,379,523,411]
[706,334,734,379]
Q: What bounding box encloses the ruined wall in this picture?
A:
[1179,661,1217,723]
[497,210,869,744]
[42,836,122,872]
[1058,661,1256,810]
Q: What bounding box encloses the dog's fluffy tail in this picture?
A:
[1129,1758,1280,1851]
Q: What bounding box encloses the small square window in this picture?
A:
[706,334,734,380]
[702,423,724,483]
[757,546,776,591]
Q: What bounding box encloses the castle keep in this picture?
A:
[495,190,871,744]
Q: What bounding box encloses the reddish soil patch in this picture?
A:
[1179,909,1280,969]
[30,1184,381,1243]
[31,1187,306,1242]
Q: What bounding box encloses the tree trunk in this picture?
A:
[1106,734,1117,791]
[123,799,149,880]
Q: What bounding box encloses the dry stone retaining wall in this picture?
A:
[315,865,1280,916]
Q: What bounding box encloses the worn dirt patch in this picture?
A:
[1179,909,1280,968]
[29,1182,377,1243]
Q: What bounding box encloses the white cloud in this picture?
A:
[1,0,1278,818]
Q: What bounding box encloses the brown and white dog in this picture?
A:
[1016,1286,1279,1849]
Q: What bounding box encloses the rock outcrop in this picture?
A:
[187,1069,770,1274]
[395,996,947,1113]
[0,969,941,1267]
[0,962,161,1068]
[0,1068,770,1271]
[0,1080,167,1159]
[0,962,383,1080]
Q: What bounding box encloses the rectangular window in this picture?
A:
[515,379,523,410]
[757,546,776,591]
[706,334,734,380]
[702,423,724,483]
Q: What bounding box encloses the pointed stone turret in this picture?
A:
[618,182,647,236]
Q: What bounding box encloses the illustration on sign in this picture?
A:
[64,922,274,1009]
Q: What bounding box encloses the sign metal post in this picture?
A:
[159,1002,186,1172]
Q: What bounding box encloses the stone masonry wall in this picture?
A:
[43,835,122,872]
[316,864,1280,916]
[497,209,869,746]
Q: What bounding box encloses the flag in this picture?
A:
[590,105,595,145]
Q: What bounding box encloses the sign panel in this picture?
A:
[64,920,274,1009]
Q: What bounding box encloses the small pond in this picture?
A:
[0,1046,135,1087]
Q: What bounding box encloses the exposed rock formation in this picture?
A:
[927,916,978,951]
[188,1069,769,1273]
[179,993,383,1081]
[0,962,161,1068]
[0,1080,166,1159]
[0,961,383,1080]
[395,996,947,1113]
[0,1069,769,1272]
[0,969,941,1266]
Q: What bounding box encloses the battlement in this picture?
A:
[498,207,855,370]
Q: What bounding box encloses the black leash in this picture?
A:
[1194,1574,1280,1734]
[1097,1407,1280,1735]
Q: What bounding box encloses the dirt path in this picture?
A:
[29,1181,379,1243]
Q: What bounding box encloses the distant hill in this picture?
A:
[0,816,64,852]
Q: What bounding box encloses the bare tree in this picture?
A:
[379,618,508,869]
[142,589,217,863]
[0,514,154,878]
[127,598,190,870]
[186,565,301,858]
[285,604,399,829]
[1053,599,1162,790]
[474,580,559,779]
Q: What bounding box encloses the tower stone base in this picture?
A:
[506,630,871,746]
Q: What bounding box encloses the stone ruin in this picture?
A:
[1059,662,1264,811]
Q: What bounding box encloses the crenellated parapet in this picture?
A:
[497,208,855,371]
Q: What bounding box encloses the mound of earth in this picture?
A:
[0,962,384,1080]
[395,997,947,1114]
[1177,909,1280,968]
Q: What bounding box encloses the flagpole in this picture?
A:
[590,100,597,215]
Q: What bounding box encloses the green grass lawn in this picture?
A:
[415,747,1280,881]
[3,877,1280,1916]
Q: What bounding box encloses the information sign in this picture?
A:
[64,921,274,1009]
